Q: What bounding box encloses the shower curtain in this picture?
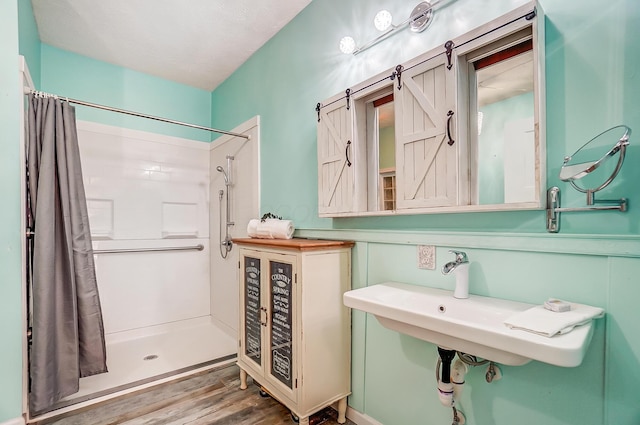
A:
[26,94,107,414]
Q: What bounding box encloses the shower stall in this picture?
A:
[20,61,260,419]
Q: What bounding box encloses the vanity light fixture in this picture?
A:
[340,0,449,55]
[339,36,357,54]
[374,10,393,31]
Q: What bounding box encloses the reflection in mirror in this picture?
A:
[377,99,396,210]
[363,90,396,211]
[470,29,537,205]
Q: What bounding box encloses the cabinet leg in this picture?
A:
[239,368,247,390]
[337,397,347,424]
[297,416,309,425]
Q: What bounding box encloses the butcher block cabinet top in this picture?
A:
[233,237,354,251]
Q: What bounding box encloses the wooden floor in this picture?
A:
[36,363,357,425]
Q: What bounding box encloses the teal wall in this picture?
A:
[17,0,40,86]
[211,0,639,235]
[3,0,639,424]
[211,0,640,424]
[1,0,25,422]
[40,44,212,142]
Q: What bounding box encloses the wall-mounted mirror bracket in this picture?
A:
[548,125,631,232]
[546,187,627,233]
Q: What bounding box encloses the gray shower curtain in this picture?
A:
[27,94,107,414]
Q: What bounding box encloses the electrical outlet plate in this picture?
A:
[417,245,435,270]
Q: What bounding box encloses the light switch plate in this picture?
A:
[417,245,435,270]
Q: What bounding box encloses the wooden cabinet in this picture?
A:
[234,238,354,425]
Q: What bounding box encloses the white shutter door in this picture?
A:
[317,99,354,215]
[395,54,457,209]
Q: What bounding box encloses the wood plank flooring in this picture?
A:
[36,363,357,425]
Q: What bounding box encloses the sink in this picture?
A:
[343,282,595,367]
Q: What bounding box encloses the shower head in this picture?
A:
[216,166,230,185]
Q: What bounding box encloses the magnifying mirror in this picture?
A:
[559,125,631,204]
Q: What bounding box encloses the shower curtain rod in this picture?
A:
[24,88,250,140]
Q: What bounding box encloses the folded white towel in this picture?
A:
[504,302,604,337]
[247,219,294,239]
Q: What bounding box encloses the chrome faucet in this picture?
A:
[442,250,470,299]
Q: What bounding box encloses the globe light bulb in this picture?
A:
[339,36,356,54]
[374,10,393,31]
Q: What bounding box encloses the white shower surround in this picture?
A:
[209,116,261,335]
[79,120,213,334]
[34,118,261,413]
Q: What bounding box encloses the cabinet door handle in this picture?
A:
[345,140,352,167]
[446,110,455,146]
[260,307,267,327]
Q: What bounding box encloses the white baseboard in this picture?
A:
[1,417,25,425]
[346,407,385,425]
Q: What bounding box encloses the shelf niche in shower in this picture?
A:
[162,202,199,239]
[88,198,114,240]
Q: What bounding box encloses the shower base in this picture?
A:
[38,317,236,418]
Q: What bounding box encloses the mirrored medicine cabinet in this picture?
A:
[316,2,545,218]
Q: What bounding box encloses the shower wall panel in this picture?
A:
[89,240,211,334]
[209,117,261,335]
[76,121,211,335]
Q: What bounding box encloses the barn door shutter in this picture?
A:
[394,54,457,209]
[317,99,355,215]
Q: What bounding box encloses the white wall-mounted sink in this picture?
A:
[344,282,595,367]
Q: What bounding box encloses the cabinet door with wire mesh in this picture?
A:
[266,257,297,402]
[239,253,263,372]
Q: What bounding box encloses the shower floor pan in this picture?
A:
[45,318,237,416]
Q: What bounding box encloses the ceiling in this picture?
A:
[31,0,312,91]
[477,50,534,107]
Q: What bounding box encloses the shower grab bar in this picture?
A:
[93,244,204,254]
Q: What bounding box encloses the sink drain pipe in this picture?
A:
[436,347,468,424]
[436,347,456,406]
